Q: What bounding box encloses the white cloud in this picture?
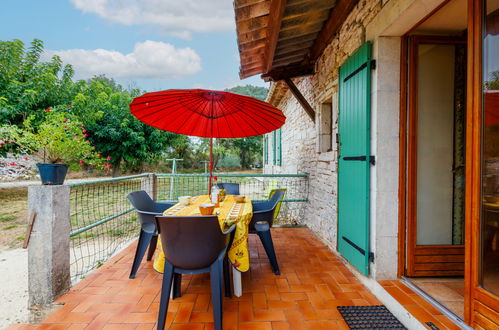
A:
[43,40,201,80]
[70,0,234,38]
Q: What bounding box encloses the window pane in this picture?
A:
[480,0,499,296]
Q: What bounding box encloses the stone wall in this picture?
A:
[265,0,385,251]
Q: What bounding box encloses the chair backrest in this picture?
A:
[217,183,240,195]
[269,188,287,221]
[127,190,156,212]
[249,189,286,231]
[127,191,159,233]
[260,189,286,211]
[155,215,229,269]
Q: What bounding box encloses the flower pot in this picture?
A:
[36,163,69,185]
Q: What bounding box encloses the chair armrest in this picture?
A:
[153,202,174,213]
[136,209,164,216]
[252,201,271,212]
[223,223,236,235]
[251,209,275,222]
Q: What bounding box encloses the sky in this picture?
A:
[0,0,268,92]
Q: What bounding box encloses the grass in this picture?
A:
[0,187,28,248]
[0,215,16,222]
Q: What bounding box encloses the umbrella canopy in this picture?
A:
[130,89,285,138]
[129,89,286,194]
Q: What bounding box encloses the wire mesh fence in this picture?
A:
[68,174,148,282]
[67,173,308,282]
[156,173,309,225]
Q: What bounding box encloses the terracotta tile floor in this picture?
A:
[379,280,461,330]
[7,228,388,329]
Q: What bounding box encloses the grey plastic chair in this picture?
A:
[250,189,286,275]
[126,191,174,279]
[155,215,235,330]
[217,182,240,195]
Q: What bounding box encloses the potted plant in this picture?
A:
[0,109,105,184]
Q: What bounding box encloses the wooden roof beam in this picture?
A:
[262,63,314,81]
[307,0,358,63]
[264,0,286,74]
[283,78,315,122]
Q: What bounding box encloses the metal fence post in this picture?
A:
[141,173,157,200]
[27,185,71,307]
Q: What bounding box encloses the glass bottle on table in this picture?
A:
[211,178,220,207]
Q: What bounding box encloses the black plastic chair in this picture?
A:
[126,191,174,279]
[250,189,286,275]
[155,215,235,330]
[217,182,240,195]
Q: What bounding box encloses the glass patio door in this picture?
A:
[467,0,499,326]
[406,36,466,277]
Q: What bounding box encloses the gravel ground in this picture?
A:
[0,248,29,328]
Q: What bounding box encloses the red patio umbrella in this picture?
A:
[129,89,285,193]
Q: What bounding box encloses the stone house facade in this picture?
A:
[263,0,399,280]
[235,0,499,327]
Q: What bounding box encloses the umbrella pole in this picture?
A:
[208,136,213,195]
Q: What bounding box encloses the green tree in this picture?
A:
[0,39,77,125]
[221,85,269,168]
[79,76,185,176]
[485,70,499,90]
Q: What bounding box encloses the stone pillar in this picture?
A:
[369,36,401,280]
[141,173,157,200]
[28,185,71,306]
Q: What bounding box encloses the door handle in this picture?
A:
[342,155,375,165]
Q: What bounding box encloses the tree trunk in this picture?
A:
[112,157,121,177]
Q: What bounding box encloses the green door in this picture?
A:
[338,42,372,276]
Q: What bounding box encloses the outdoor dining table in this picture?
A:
[152,194,253,297]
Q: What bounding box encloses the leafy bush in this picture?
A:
[0,108,110,171]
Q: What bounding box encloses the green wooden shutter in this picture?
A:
[273,130,277,165]
[276,128,282,166]
[264,135,269,165]
[338,42,372,276]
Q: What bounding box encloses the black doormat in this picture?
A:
[337,305,407,329]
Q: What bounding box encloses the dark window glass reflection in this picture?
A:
[481,0,499,296]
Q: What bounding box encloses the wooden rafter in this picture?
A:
[234,0,268,9]
[264,0,286,74]
[262,63,314,81]
[235,0,270,22]
[239,66,265,79]
[238,29,268,45]
[236,15,269,34]
[307,0,358,63]
[239,40,266,52]
[283,78,315,122]
[235,0,357,80]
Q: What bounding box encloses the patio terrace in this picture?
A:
[7,228,382,329]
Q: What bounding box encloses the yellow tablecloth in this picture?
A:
[153,195,253,273]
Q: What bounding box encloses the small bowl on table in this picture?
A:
[199,203,215,215]
[234,195,245,203]
[178,196,191,206]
